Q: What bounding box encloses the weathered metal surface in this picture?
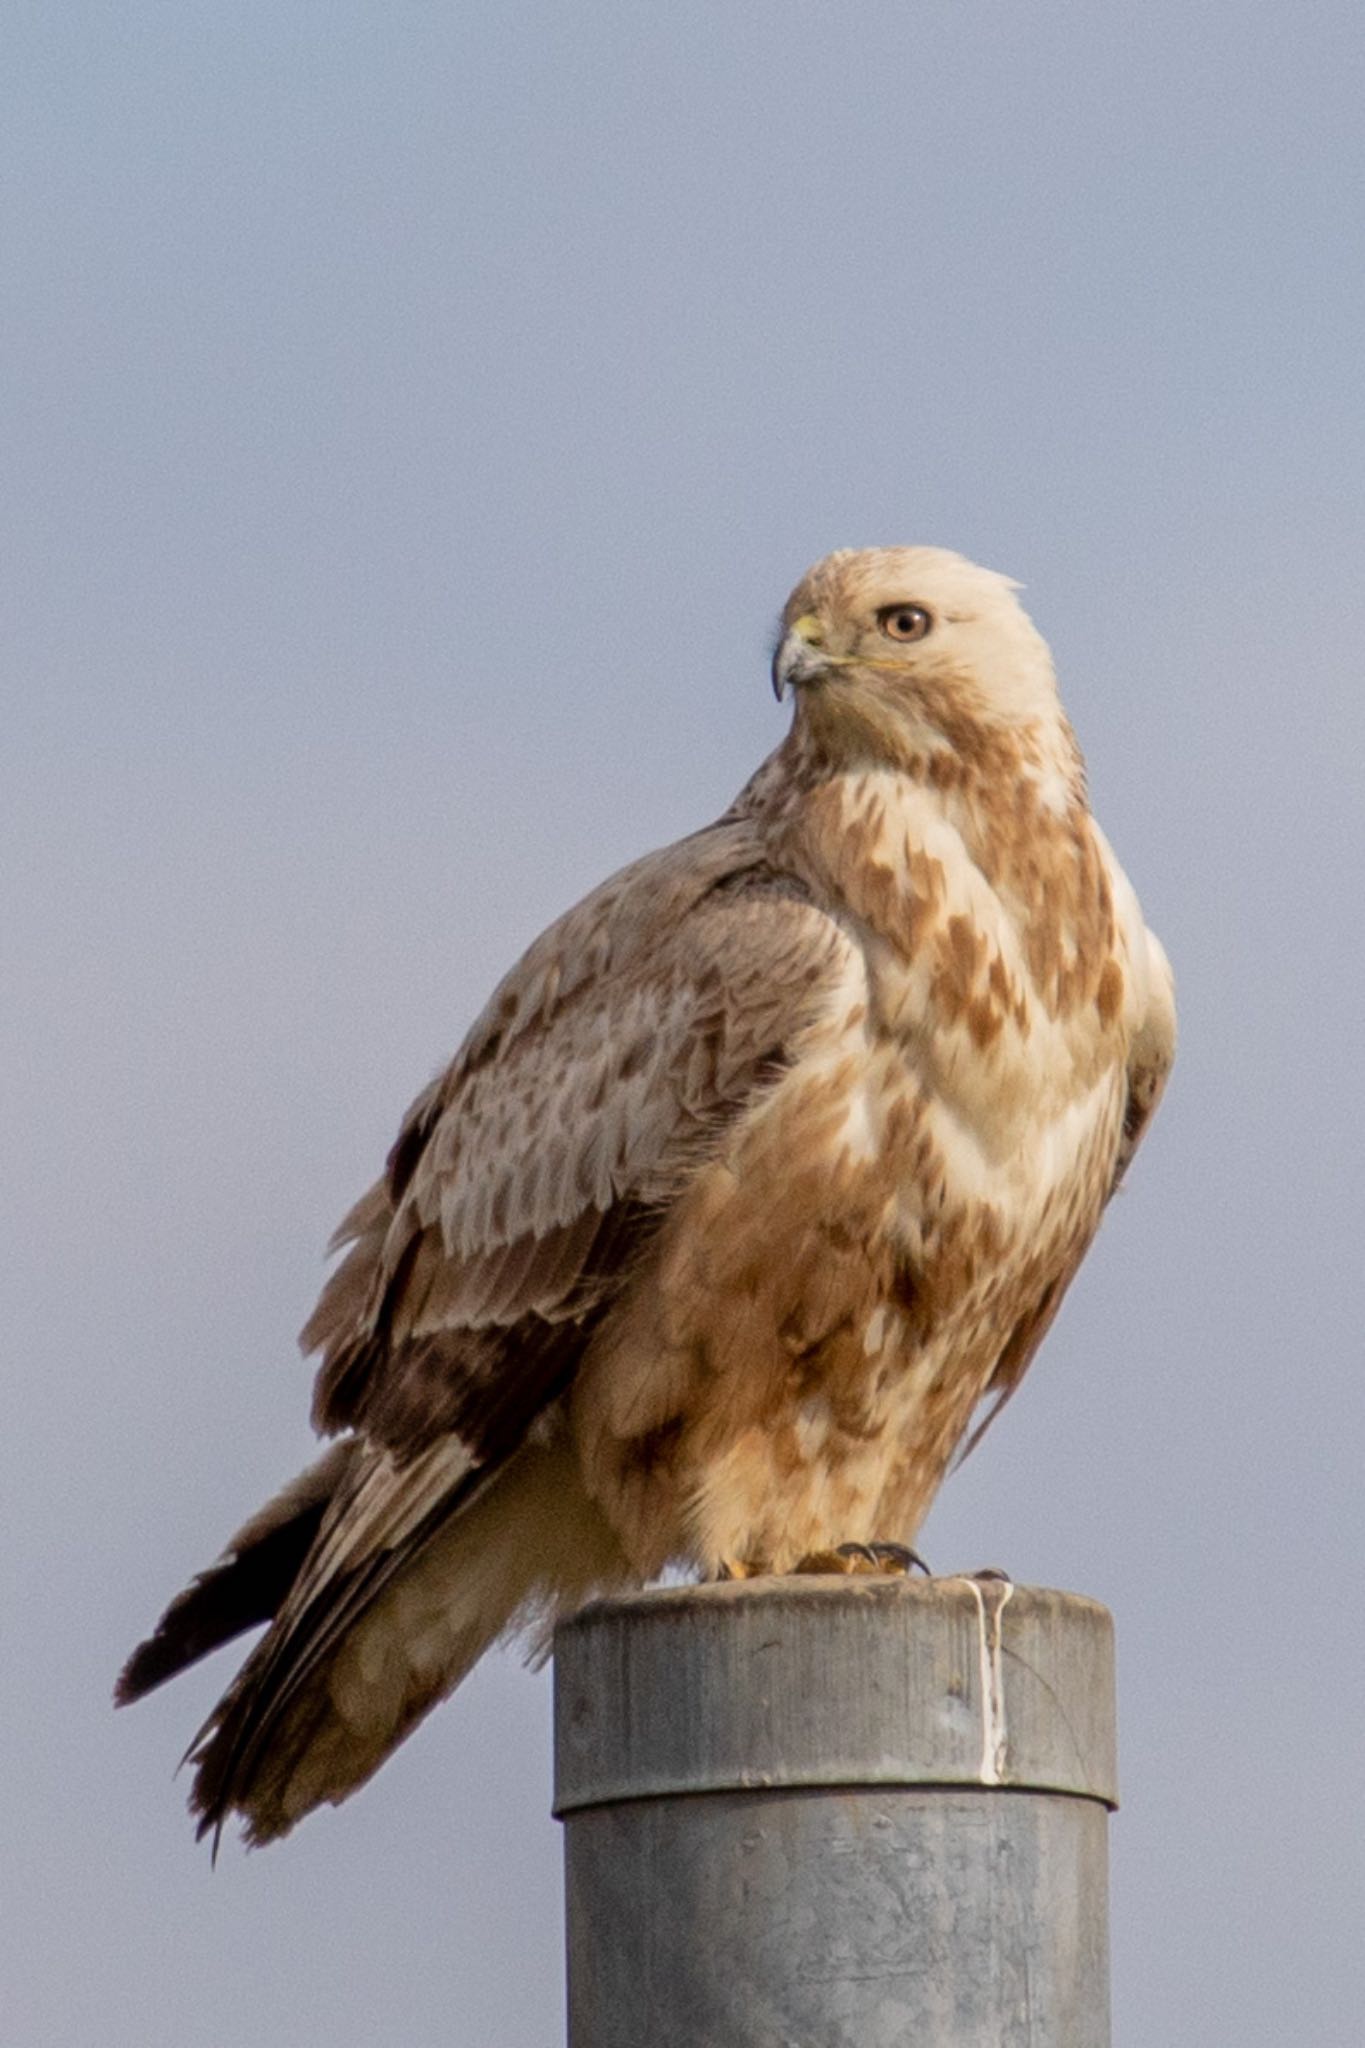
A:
[554,1578,1116,2047]
[564,1786,1109,2048]
[554,1578,1117,1813]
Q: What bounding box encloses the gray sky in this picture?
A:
[5,4,1363,2042]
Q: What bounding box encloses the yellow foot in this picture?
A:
[713,1556,769,1580]
[792,1548,878,1576]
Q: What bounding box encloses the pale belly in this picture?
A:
[575,1007,1127,1576]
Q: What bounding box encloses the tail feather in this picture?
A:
[187,1433,484,1843]
[115,1444,355,1707]
[184,1435,631,1847]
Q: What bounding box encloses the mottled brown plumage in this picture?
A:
[118,546,1175,1846]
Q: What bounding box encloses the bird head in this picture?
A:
[772,547,1070,778]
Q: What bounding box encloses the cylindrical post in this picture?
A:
[554,1577,1116,2048]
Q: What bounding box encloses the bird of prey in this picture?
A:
[117,546,1175,1846]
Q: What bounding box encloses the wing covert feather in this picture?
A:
[305,827,857,1448]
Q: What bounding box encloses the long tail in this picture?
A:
[120,1435,630,1849]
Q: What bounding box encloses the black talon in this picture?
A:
[868,1542,931,1575]
[832,1541,930,1576]
[971,1566,1012,1583]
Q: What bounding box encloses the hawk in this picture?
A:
[118,546,1175,1845]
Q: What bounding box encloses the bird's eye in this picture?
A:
[877,604,933,644]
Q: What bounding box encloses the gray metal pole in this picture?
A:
[553,1577,1116,2048]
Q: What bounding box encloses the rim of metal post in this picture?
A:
[553,1576,1117,1816]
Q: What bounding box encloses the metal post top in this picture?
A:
[553,1577,1117,1816]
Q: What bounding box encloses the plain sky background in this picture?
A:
[4,4,1363,2043]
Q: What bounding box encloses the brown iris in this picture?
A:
[876,603,932,644]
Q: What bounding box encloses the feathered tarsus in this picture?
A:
[118,546,1174,1847]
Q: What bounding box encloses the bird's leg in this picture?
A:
[790,1542,930,1577]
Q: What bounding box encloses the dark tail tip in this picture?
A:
[115,1497,331,1707]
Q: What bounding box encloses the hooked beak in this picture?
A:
[771,613,831,700]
